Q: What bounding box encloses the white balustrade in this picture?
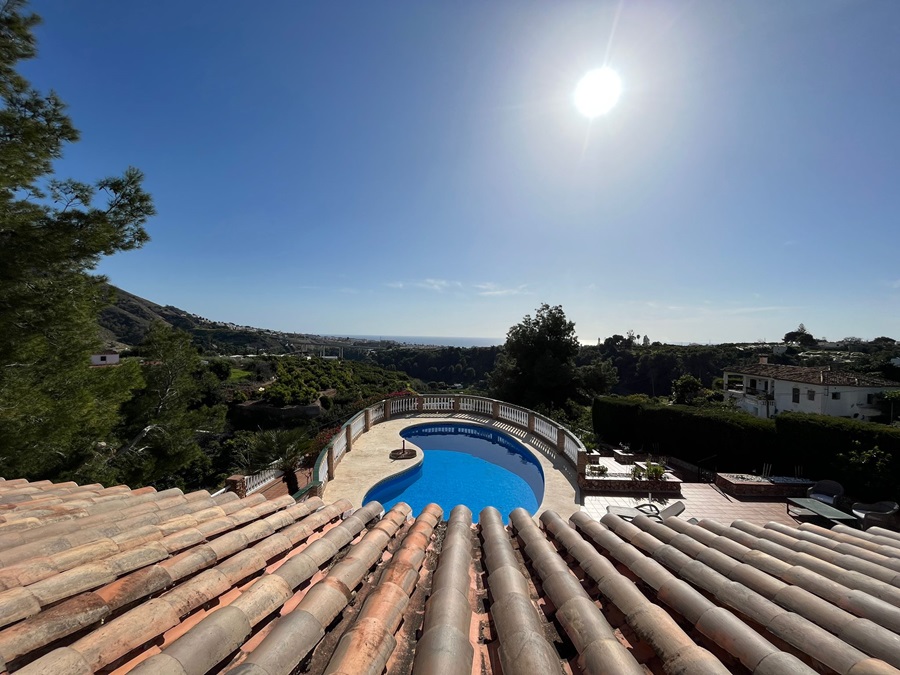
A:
[563,434,579,465]
[390,397,417,415]
[533,417,555,444]
[350,414,365,440]
[245,466,284,494]
[332,433,347,463]
[498,404,529,428]
[369,404,384,424]
[423,396,454,411]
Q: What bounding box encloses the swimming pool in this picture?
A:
[363,422,544,523]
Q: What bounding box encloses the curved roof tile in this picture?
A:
[1,478,899,674]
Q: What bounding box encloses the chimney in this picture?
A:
[758,355,768,364]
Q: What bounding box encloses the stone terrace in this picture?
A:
[2,477,900,674]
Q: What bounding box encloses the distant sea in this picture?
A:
[344,335,503,348]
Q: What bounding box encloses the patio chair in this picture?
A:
[606,501,684,523]
[852,501,900,531]
[807,480,844,506]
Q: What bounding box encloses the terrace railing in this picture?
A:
[228,394,588,500]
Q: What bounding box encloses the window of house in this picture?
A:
[831,392,841,400]
[792,388,800,403]
[99,355,107,362]
[749,379,757,390]
[764,380,769,391]
[807,390,815,401]
[867,394,876,405]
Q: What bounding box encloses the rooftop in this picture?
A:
[2,477,900,673]
[725,363,900,388]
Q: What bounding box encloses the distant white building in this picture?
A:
[724,358,900,420]
[90,352,120,366]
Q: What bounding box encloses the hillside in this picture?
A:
[98,285,381,355]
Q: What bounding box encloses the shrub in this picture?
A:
[588,464,609,477]
[644,461,665,481]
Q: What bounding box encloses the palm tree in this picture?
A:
[251,428,311,495]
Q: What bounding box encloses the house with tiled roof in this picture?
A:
[724,357,900,420]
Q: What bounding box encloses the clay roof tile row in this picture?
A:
[2,477,900,674]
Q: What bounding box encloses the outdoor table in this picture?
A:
[787,497,858,526]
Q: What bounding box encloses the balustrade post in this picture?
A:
[417,396,424,412]
[225,475,247,499]
[556,428,566,455]
[576,448,588,475]
[327,444,335,481]
[492,401,500,420]
[364,408,371,431]
[345,425,353,453]
[528,412,535,433]
[383,399,391,421]
[453,396,461,412]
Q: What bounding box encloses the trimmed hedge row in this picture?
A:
[592,397,900,500]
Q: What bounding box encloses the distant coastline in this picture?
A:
[341,335,503,348]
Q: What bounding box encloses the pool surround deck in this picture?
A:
[322,413,580,520]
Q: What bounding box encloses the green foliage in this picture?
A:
[228,368,253,382]
[490,304,611,411]
[112,324,226,486]
[592,396,777,471]
[207,359,232,382]
[630,464,645,480]
[671,374,703,404]
[583,339,746,398]
[260,357,408,409]
[589,463,609,477]
[0,1,155,480]
[783,324,817,347]
[594,396,900,500]
[365,346,499,389]
[836,442,894,499]
[644,460,666,481]
[774,412,900,498]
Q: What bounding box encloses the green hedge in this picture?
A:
[592,397,899,499]
[775,413,900,499]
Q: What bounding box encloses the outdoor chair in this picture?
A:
[852,501,900,531]
[606,501,684,523]
[807,480,844,506]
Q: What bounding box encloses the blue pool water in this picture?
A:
[363,423,544,523]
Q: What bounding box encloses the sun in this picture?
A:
[573,67,622,118]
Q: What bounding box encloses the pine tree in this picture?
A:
[0,1,155,478]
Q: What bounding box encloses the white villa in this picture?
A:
[723,358,900,420]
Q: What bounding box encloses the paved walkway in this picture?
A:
[583,482,800,527]
[322,413,580,520]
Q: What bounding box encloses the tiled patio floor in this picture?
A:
[582,482,800,527]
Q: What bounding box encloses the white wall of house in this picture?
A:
[725,371,898,420]
[772,382,888,419]
[90,353,120,366]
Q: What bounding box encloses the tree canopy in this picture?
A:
[0,1,156,478]
[489,304,617,412]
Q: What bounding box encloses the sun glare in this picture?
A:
[573,67,622,118]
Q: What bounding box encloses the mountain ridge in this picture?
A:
[98,285,376,355]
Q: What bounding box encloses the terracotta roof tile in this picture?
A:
[725,363,900,387]
[3,477,900,674]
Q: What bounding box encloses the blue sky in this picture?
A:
[23,1,900,343]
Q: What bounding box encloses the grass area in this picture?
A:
[228,368,253,382]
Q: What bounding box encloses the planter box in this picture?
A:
[612,450,649,465]
[715,473,813,498]
[580,474,682,495]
